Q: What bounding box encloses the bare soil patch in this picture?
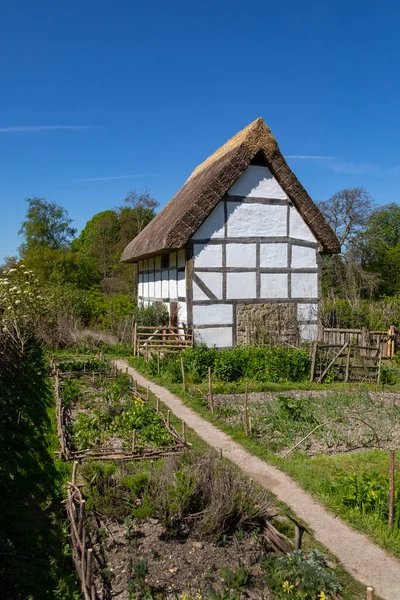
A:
[90,517,271,600]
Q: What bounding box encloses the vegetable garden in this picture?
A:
[53,356,188,461]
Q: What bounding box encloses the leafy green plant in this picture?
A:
[263,549,342,599]
[219,566,250,591]
[329,469,400,525]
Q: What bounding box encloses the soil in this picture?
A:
[90,517,271,600]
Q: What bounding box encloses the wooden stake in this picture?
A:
[167,409,171,427]
[133,321,137,356]
[389,450,395,529]
[125,366,128,375]
[181,420,186,442]
[84,362,86,374]
[146,344,149,362]
[72,461,78,486]
[132,430,136,453]
[366,587,374,600]
[345,344,351,383]
[146,386,150,401]
[181,356,186,392]
[208,367,214,413]
[157,351,160,376]
[294,524,305,550]
[310,341,317,382]
[156,397,160,414]
[243,383,249,437]
[134,379,137,394]
[86,548,93,588]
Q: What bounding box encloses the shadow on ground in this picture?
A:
[0,341,79,599]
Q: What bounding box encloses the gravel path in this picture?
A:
[114,359,400,599]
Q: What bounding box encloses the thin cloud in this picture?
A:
[285,155,336,159]
[75,174,156,182]
[0,125,100,133]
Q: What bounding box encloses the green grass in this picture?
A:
[0,346,80,599]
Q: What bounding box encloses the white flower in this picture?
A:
[8,268,17,273]
[15,300,21,305]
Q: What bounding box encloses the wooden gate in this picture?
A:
[322,326,397,359]
[133,325,193,357]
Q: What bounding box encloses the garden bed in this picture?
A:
[212,390,400,456]
[66,454,344,600]
[54,357,188,461]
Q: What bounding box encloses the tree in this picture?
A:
[118,190,159,249]
[19,197,76,255]
[72,210,120,279]
[318,187,375,249]
[356,203,400,296]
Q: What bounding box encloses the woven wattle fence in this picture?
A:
[64,462,96,600]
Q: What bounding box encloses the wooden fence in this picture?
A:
[64,463,96,600]
[322,326,398,358]
[133,325,193,357]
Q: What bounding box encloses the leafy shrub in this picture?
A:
[82,453,273,541]
[264,549,342,599]
[183,345,218,381]
[135,302,169,327]
[329,470,400,526]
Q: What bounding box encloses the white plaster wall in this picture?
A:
[148,272,155,298]
[169,269,177,299]
[198,272,223,299]
[228,165,287,199]
[260,243,288,268]
[161,270,169,298]
[192,202,225,239]
[138,274,143,298]
[226,203,287,237]
[297,303,318,322]
[195,327,232,348]
[143,270,149,299]
[291,245,317,269]
[194,243,222,268]
[226,243,256,268]
[260,273,288,298]
[289,207,317,242]
[299,323,318,341]
[291,273,318,298]
[193,281,209,301]
[227,272,256,299]
[193,304,233,325]
[178,271,186,298]
[154,272,162,298]
[178,301,187,325]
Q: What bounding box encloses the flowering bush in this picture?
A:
[0,264,49,353]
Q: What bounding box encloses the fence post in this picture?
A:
[310,342,317,382]
[156,397,160,414]
[208,367,214,413]
[389,450,395,529]
[167,409,171,427]
[181,356,186,392]
[345,344,351,383]
[366,587,374,600]
[181,420,186,442]
[243,383,249,437]
[157,351,160,376]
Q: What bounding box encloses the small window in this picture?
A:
[161,254,169,269]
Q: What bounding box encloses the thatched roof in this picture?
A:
[121,118,340,262]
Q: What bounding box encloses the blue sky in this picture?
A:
[1,0,400,261]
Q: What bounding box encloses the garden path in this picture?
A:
[114,359,400,600]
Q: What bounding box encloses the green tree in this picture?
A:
[72,210,120,279]
[19,197,76,254]
[357,203,400,295]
